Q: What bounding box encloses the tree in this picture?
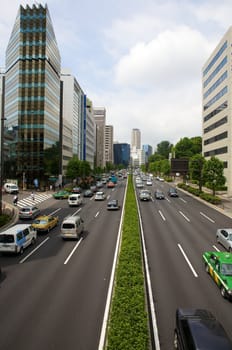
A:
[189,154,205,191]
[175,137,202,159]
[203,157,226,196]
[156,141,173,159]
[66,156,80,180]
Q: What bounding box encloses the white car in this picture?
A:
[146,180,152,186]
[216,229,232,252]
[95,191,106,200]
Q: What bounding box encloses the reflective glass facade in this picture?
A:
[4,4,61,185]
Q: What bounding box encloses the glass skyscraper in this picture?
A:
[4,4,61,186]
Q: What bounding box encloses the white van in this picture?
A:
[4,183,19,194]
[68,193,83,207]
[0,224,37,254]
[61,215,84,239]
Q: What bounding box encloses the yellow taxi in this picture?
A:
[32,215,59,233]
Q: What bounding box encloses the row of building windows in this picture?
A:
[204,146,227,157]
[203,86,228,111]
[203,56,227,88]
[204,101,227,122]
[204,131,227,145]
[204,116,228,134]
[203,40,227,76]
[203,71,227,99]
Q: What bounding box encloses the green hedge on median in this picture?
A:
[105,175,149,350]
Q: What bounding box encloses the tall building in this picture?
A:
[105,125,113,164]
[114,143,130,167]
[4,4,61,186]
[143,144,153,164]
[85,97,95,169]
[94,107,106,168]
[202,27,232,195]
[131,128,141,150]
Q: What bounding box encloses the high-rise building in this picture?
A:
[113,143,130,167]
[105,125,113,164]
[143,144,153,163]
[94,107,106,168]
[60,69,85,173]
[85,97,95,169]
[131,128,141,150]
[202,27,232,194]
[4,4,61,186]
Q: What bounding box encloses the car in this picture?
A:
[155,190,165,199]
[95,191,106,200]
[146,180,153,186]
[139,190,151,201]
[174,308,232,350]
[107,181,115,188]
[158,177,164,182]
[72,187,82,194]
[18,206,41,219]
[136,181,144,188]
[53,190,70,199]
[32,215,59,233]
[83,189,94,197]
[168,187,178,197]
[203,251,232,299]
[68,193,83,206]
[90,185,97,193]
[107,199,120,210]
[216,229,232,252]
[0,224,37,254]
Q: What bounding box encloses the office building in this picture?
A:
[4,4,61,186]
[114,143,130,167]
[131,128,141,150]
[143,144,153,164]
[202,26,232,195]
[85,98,95,169]
[94,107,106,168]
[105,125,113,164]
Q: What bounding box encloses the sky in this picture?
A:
[0,0,232,151]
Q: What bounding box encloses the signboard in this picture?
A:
[171,159,189,174]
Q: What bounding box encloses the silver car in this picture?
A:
[19,206,40,219]
[216,229,232,252]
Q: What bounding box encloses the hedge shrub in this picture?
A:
[106,175,149,350]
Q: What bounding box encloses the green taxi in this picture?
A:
[53,190,70,199]
[203,251,232,300]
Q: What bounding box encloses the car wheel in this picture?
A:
[174,331,178,349]
[19,247,24,255]
[221,286,227,298]
[229,247,232,253]
[205,264,209,273]
[216,236,220,243]
[31,238,36,245]
[47,227,50,233]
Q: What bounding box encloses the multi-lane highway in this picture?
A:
[1,177,232,350]
[137,179,232,350]
[0,181,126,350]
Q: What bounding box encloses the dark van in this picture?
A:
[174,308,232,350]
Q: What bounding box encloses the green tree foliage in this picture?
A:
[66,156,80,180]
[189,154,206,191]
[43,142,60,176]
[175,137,202,159]
[156,140,173,159]
[203,156,226,195]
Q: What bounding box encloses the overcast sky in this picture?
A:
[0,0,231,150]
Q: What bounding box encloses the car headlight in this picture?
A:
[227,289,232,295]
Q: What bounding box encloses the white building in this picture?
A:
[202,27,232,195]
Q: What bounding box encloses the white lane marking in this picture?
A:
[179,198,187,203]
[64,238,83,264]
[166,197,171,203]
[179,210,190,222]
[158,210,166,221]
[49,208,62,216]
[178,243,198,277]
[95,211,100,217]
[73,208,82,215]
[213,245,220,252]
[200,212,215,223]
[19,237,50,264]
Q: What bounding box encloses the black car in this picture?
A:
[168,187,178,197]
[83,190,94,197]
[174,308,232,350]
[155,190,165,199]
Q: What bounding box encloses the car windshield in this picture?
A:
[221,263,232,275]
[34,220,47,225]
